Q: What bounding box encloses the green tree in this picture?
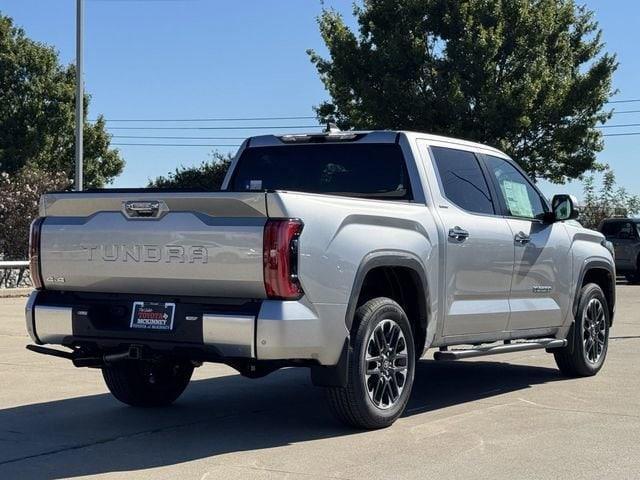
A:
[580,167,640,230]
[308,0,617,183]
[0,166,70,260]
[0,14,123,187]
[148,151,232,189]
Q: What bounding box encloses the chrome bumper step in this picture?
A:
[433,338,567,361]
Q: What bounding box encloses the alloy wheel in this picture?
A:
[582,298,606,364]
[364,319,409,409]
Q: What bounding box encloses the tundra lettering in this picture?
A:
[81,244,209,264]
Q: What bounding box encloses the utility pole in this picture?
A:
[75,0,84,191]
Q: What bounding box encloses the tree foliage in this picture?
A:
[0,14,123,188]
[308,0,617,183]
[0,166,70,260]
[579,167,640,230]
[148,152,232,190]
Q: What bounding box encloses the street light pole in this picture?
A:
[75,0,84,191]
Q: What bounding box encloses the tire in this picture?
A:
[625,260,640,284]
[326,297,416,429]
[554,283,610,377]
[102,359,194,407]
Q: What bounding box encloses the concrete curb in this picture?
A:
[0,288,33,298]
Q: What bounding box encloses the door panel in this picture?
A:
[505,219,572,329]
[603,221,638,270]
[440,209,515,335]
[481,154,572,330]
[426,145,514,337]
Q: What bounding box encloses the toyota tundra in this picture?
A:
[25,130,616,429]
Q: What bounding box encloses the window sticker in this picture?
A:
[500,180,533,218]
[249,179,263,191]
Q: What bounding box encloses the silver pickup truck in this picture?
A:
[25,130,615,429]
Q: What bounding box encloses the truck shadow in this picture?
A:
[0,359,564,479]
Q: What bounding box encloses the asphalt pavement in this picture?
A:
[0,285,639,480]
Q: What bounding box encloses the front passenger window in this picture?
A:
[484,155,546,220]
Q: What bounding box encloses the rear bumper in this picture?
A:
[25,290,346,366]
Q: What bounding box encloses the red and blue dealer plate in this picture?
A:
[130,301,176,331]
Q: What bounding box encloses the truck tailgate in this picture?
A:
[39,191,268,297]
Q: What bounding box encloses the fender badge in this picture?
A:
[533,285,552,293]
[46,276,66,283]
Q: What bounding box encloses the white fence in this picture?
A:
[0,261,32,288]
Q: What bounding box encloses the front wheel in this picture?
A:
[102,359,193,407]
[553,283,610,377]
[326,297,416,429]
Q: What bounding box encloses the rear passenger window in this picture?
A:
[431,146,494,215]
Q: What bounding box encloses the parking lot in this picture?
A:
[0,285,638,480]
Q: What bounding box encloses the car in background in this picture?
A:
[599,217,640,283]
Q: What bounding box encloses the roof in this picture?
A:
[248,130,508,158]
[601,217,640,223]
[400,130,507,157]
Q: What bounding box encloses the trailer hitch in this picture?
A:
[103,345,143,365]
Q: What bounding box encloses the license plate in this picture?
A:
[130,302,176,331]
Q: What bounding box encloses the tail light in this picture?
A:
[263,218,303,300]
[29,217,45,289]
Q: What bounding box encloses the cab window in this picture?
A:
[484,155,546,220]
[431,146,494,215]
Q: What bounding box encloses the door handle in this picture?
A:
[448,226,469,241]
[514,231,531,245]
[124,200,161,218]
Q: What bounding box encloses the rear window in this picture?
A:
[230,143,412,200]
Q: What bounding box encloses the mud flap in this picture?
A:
[310,338,350,387]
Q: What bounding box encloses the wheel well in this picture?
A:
[582,267,615,321]
[356,266,428,355]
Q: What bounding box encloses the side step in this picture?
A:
[433,338,567,361]
[26,344,143,368]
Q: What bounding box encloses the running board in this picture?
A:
[433,339,567,361]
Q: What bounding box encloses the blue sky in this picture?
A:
[2,0,639,199]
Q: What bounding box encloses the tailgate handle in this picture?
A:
[124,200,161,218]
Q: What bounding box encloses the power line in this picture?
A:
[109,133,640,146]
[91,115,317,122]
[89,102,640,124]
[112,135,247,140]
[108,125,321,131]
[602,132,640,137]
[112,143,241,147]
[607,99,640,104]
[109,132,640,145]
[611,109,640,115]
[597,123,640,129]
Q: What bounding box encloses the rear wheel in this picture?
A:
[102,359,193,407]
[326,297,416,429]
[554,283,609,377]
[626,259,640,284]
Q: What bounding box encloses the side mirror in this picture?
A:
[551,194,579,222]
